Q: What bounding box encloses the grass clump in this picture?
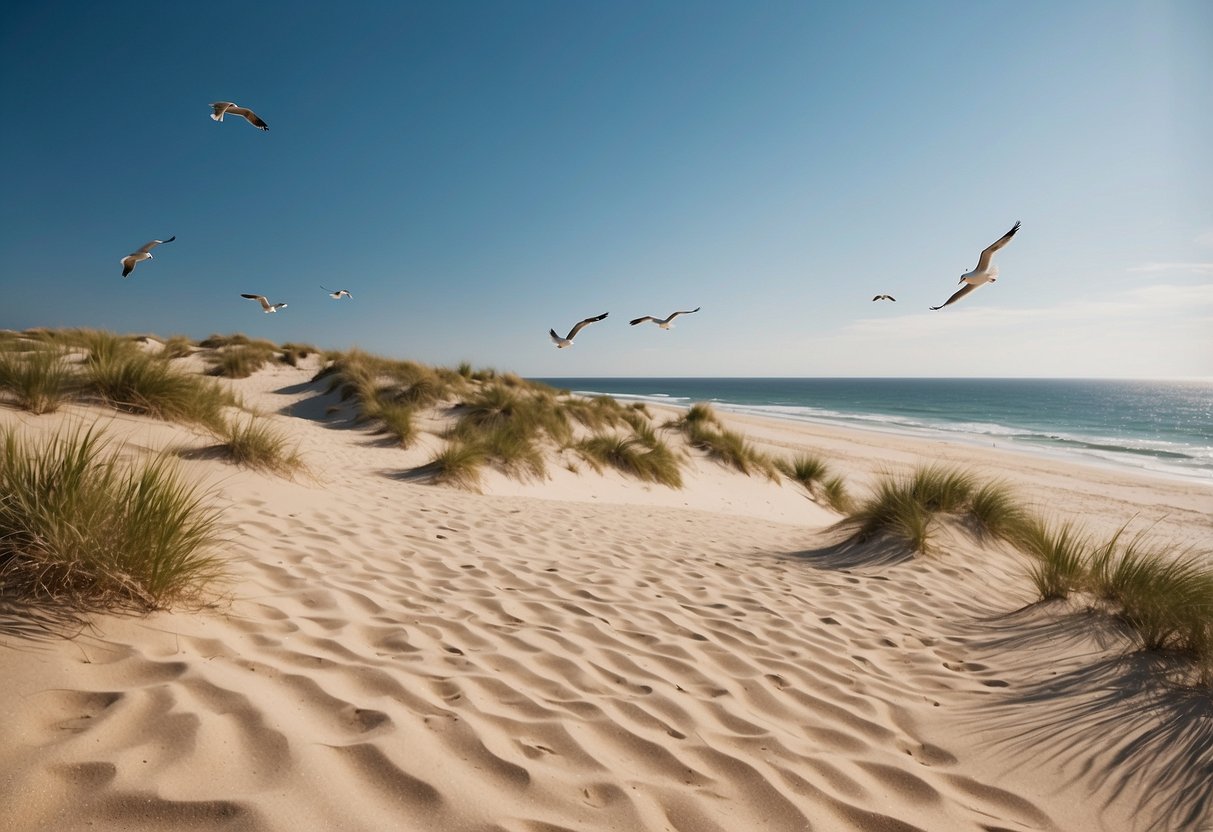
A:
[777,454,851,511]
[0,425,224,608]
[0,348,75,414]
[216,416,303,475]
[85,350,233,429]
[576,432,683,488]
[209,344,276,378]
[423,442,487,490]
[375,402,417,448]
[842,466,1017,554]
[161,335,195,359]
[1014,517,1092,599]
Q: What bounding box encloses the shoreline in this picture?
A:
[554,385,1213,487]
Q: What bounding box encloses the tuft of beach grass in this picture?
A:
[0,424,224,608]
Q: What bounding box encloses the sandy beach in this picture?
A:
[2,353,1211,832]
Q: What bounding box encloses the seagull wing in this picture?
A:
[929,283,979,310]
[242,293,272,311]
[121,256,137,277]
[229,105,269,130]
[974,221,1021,272]
[137,235,175,254]
[629,316,657,326]
[665,307,701,322]
[565,312,608,340]
[549,329,563,344]
[210,102,234,121]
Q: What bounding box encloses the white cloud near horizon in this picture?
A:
[1128,262,1213,274]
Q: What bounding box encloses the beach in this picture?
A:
[2,352,1211,832]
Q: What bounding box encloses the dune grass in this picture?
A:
[375,402,417,447]
[842,466,1024,553]
[576,431,683,488]
[160,335,195,359]
[0,425,224,608]
[1014,516,1092,599]
[216,416,303,475]
[84,349,233,429]
[685,421,777,478]
[664,402,721,432]
[776,453,852,510]
[0,347,75,414]
[423,441,487,490]
[209,344,276,378]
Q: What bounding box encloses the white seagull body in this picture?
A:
[930,221,1021,310]
[629,306,701,329]
[210,101,269,131]
[550,312,608,348]
[321,285,353,299]
[241,293,288,313]
[871,294,896,302]
[120,236,175,278]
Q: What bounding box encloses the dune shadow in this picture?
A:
[0,595,93,644]
[783,529,916,570]
[176,443,232,463]
[386,464,442,485]
[965,607,1213,831]
[268,379,349,422]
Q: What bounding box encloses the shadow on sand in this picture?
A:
[966,606,1213,831]
[783,528,917,570]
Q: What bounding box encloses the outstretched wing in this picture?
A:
[929,283,979,310]
[138,235,175,254]
[230,105,269,130]
[121,256,136,277]
[666,306,701,322]
[210,102,234,120]
[974,221,1020,272]
[566,312,608,340]
[241,293,272,311]
[549,329,563,344]
[629,316,657,326]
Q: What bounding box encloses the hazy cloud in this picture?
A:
[1128,262,1213,274]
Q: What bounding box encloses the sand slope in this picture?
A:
[2,361,1210,831]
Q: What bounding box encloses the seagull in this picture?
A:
[241,293,288,313]
[930,221,1021,310]
[120,236,175,278]
[871,294,896,302]
[321,286,353,299]
[210,101,269,131]
[629,307,701,329]
[550,313,608,348]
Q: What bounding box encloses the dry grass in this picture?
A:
[216,416,303,475]
[0,347,75,414]
[0,424,224,608]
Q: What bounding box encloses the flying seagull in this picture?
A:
[930,221,1021,310]
[321,286,353,299]
[871,294,896,302]
[241,293,288,313]
[120,236,175,278]
[550,313,608,348]
[210,101,269,131]
[629,306,701,329]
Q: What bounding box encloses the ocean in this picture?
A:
[531,378,1213,483]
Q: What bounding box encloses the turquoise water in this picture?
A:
[533,378,1213,482]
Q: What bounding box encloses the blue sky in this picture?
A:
[2,1,1210,378]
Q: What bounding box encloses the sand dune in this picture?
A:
[1,357,1210,831]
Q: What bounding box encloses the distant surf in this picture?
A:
[532,378,1213,482]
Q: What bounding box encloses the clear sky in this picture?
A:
[2,1,1210,378]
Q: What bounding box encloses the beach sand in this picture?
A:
[2,356,1211,832]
